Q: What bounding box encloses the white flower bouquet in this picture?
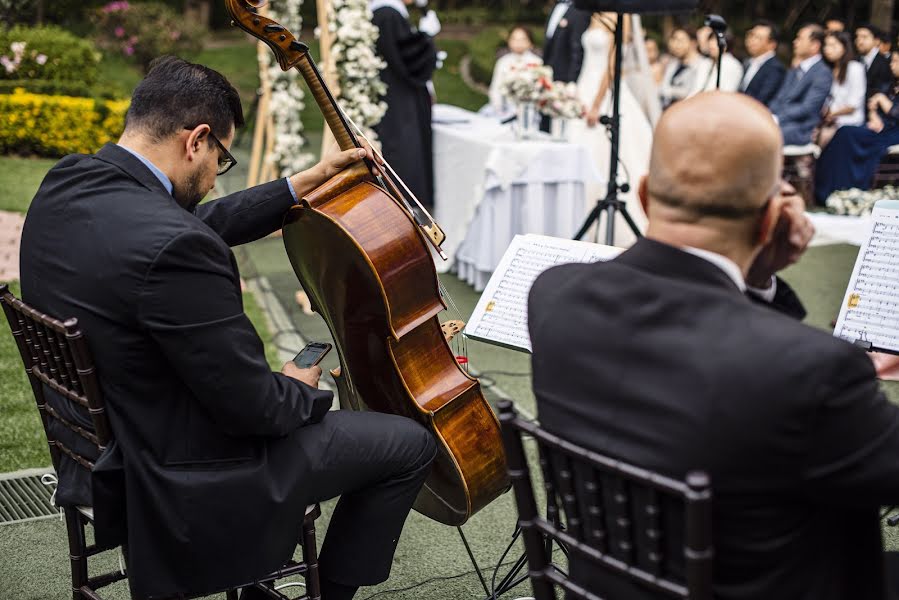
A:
[825,187,898,216]
[501,63,554,106]
[537,81,585,119]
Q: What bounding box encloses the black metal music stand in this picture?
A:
[573,13,643,245]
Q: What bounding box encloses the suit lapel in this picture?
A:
[93,143,173,198]
[614,238,748,297]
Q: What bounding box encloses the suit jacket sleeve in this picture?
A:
[373,8,437,87]
[801,344,899,505]
[758,61,786,106]
[193,178,294,247]
[773,69,832,124]
[138,230,333,438]
[749,277,807,320]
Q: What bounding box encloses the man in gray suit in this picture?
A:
[769,23,833,145]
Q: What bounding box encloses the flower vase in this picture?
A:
[551,118,570,142]
[516,103,539,139]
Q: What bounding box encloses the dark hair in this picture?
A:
[857,23,885,41]
[825,31,854,83]
[125,56,244,143]
[670,26,697,42]
[800,23,826,49]
[752,19,780,44]
[508,25,535,47]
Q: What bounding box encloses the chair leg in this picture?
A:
[64,508,90,600]
[301,517,321,600]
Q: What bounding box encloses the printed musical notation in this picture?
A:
[834,202,899,353]
[465,234,622,352]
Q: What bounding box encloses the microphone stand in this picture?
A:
[573,12,642,245]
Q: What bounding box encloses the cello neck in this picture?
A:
[292,46,360,152]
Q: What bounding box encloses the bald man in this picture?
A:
[529,92,899,600]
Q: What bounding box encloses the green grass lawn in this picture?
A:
[0,157,57,214]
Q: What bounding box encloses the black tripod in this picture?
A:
[574,12,642,245]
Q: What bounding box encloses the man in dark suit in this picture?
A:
[529,91,899,600]
[541,0,590,130]
[740,20,786,106]
[20,57,436,600]
[857,23,893,99]
[768,23,833,146]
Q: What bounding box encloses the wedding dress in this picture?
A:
[569,25,653,247]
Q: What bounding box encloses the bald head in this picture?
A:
[646,92,782,222]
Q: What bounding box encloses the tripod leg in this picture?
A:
[457,526,490,596]
[618,205,644,240]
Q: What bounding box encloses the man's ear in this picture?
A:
[638,176,650,217]
[756,193,786,247]
[184,125,211,161]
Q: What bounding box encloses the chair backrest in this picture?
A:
[0,284,111,474]
[498,400,713,600]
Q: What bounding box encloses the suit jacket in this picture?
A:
[529,238,899,600]
[742,55,786,107]
[865,52,893,99]
[20,144,334,599]
[542,3,591,83]
[769,59,833,146]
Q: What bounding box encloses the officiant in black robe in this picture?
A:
[372,0,438,208]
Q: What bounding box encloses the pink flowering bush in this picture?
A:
[92,2,204,72]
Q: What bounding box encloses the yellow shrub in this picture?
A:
[0,90,129,157]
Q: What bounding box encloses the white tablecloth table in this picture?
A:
[432,104,603,291]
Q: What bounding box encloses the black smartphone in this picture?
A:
[292,342,332,368]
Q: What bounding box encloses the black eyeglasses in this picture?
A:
[183,127,237,176]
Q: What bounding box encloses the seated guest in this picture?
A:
[815,51,899,204]
[825,18,846,33]
[857,23,892,98]
[530,90,899,600]
[740,20,786,107]
[769,23,833,145]
[698,29,744,92]
[487,25,542,116]
[645,37,668,85]
[660,27,711,108]
[818,30,866,147]
[20,57,437,600]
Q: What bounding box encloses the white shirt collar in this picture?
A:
[865,47,880,68]
[681,246,746,291]
[750,50,775,67]
[546,2,570,39]
[370,0,408,18]
[798,54,821,73]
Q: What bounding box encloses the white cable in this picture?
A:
[40,472,62,520]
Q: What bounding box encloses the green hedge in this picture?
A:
[0,26,100,86]
[0,90,129,157]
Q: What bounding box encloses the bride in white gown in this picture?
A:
[569,13,654,247]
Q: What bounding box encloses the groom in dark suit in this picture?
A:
[529,91,899,600]
[740,20,786,106]
[857,23,893,99]
[769,23,833,146]
[20,56,436,600]
[541,0,590,130]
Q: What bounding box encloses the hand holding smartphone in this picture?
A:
[292,342,332,368]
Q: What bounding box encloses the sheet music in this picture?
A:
[834,200,899,353]
[465,234,622,353]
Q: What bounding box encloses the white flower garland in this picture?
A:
[262,0,315,176]
[327,0,387,140]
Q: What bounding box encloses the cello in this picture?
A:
[225,0,509,526]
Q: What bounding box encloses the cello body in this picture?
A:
[283,165,508,526]
[225,0,509,526]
